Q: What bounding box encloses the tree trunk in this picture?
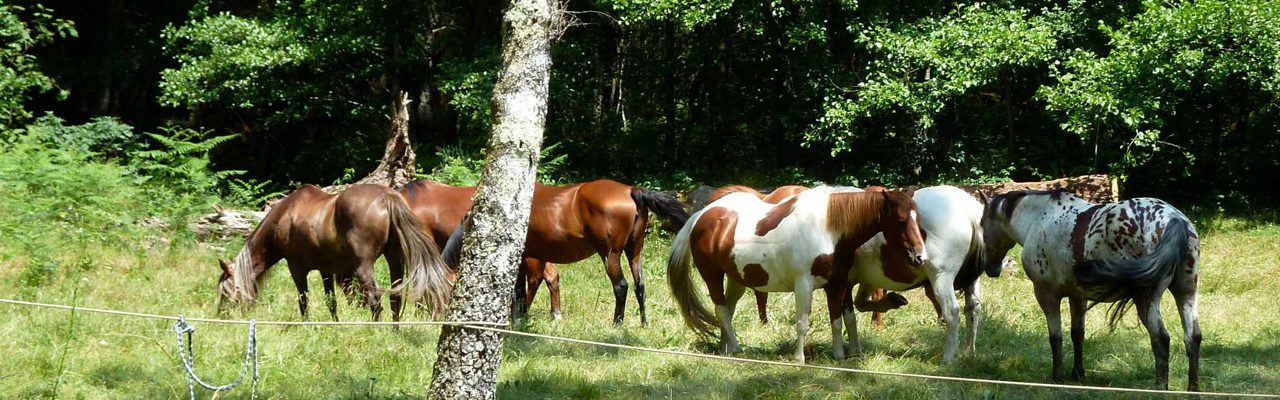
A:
[426,0,556,397]
[355,92,417,188]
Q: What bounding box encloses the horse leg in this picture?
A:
[929,273,962,363]
[624,238,648,326]
[545,263,562,320]
[513,262,529,322]
[523,258,545,318]
[792,277,816,363]
[1135,292,1171,390]
[925,283,945,324]
[291,269,310,320]
[322,273,339,322]
[603,251,628,326]
[869,288,885,330]
[387,256,405,322]
[355,262,383,322]
[1033,285,1066,383]
[824,282,850,360]
[754,291,769,324]
[720,280,746,354]
[963,280,982,353]
[842,285,861,356]
[1171,281,1202,391]
[853,285,908,313]
[1068,296,1087,380]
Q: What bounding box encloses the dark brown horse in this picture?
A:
[216,184,453,321]
[398,178,689,325]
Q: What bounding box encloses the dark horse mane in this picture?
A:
[989,189,1075,220]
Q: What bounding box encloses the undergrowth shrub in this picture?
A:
[0,118,251,289]
[419,142,571,186]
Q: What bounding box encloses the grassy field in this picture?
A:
[1,215,1277,399]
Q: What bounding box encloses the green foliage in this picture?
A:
[24,113,138,158]
[129,125,243,197]
[225,178,288,208]
[419,146,484,187]
[0,4,75,127]
[1041,0,1280,178]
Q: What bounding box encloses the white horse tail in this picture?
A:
[1076,218,1192,329]
[956,207,987,290]
[667,211,718,337]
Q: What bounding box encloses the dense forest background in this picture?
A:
[3,0,1278,207]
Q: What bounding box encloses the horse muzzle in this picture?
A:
[907,251,927,268]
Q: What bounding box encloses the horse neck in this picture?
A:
[1006,194,1092,244]
[826,192,884,245]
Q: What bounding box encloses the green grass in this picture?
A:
[1,216,1277,399]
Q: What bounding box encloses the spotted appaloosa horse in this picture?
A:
[980,190,1201,390]
[667,186,926,363]
[216,184,453,321]
[398,179,689,325]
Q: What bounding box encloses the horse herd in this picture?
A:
[214,179,1202,391]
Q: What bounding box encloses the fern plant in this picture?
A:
[226,178,288,208]
[129,125,243,196]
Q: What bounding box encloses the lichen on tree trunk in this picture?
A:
[426,0,557,398]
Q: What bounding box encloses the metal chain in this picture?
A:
[173,315,259,400]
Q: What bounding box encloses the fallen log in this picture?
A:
[680,174,1121,212]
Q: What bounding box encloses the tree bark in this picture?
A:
[355,92,417,188]
[427,0,556,397]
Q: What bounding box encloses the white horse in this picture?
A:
[980,190,1201,391]
[844,185,988,363]
[667,186,926,363]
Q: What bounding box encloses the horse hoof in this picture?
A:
[887,293,909,307]
[550,312,562,321]
[1069,369,1085,381]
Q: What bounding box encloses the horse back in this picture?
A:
[1072,198,1196,267]
[398,179,476,248]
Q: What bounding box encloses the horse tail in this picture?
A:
[386,194,454,317]
[667,212,718,337]
[441,212,470,270]
[955,206,987,291]
[631,187,690,231]
[1076,218,1191,330]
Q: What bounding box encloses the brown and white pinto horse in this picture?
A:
[216,184,453,321]
[980,190,1201,390]
[710,185,945,329]
[668,186,926,363]
[398,178,689,325]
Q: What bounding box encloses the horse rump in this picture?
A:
[1075,218,1191,329]
[631,187,690,229]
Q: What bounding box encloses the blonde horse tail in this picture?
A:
[386,194,454,317]
[667,212,718,337]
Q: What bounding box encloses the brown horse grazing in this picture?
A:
[668,186,926,363]
[216,184,453,321]
[398,178,689,325]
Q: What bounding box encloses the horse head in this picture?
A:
[978,191,1023,277]
[216,252,261,313]
[875,188,928,268]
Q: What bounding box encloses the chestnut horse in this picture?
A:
[712,186,947,330]
[980,190,1201,390]
[216,184,453,321]
[668,186,926,363]
[398,178,689,325]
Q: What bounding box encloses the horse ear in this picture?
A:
[977,191,990,205]
[901,186,915,198]
[219,259,232,276]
